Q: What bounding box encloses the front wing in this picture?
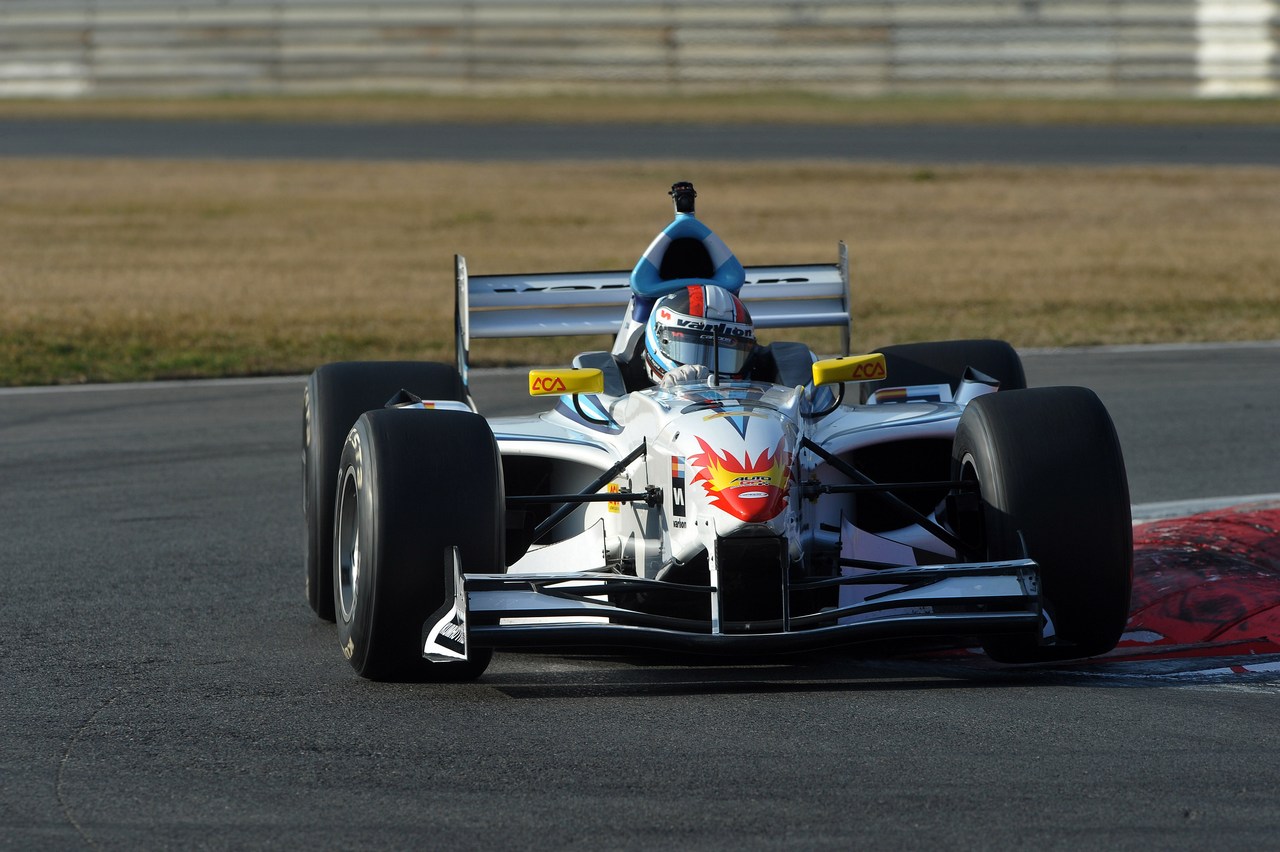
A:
[424,549,1043,660]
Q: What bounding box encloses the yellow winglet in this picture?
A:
[811,353,887,387]
[528,368,605,397]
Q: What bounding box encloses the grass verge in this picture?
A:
[2,159,1277,386]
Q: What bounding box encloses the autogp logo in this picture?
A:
[531,376,568,393]
[687,436,790,522]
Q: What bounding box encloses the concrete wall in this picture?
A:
[1,1,1276,99]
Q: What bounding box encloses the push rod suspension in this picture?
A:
[508,488,660,507]
[529,442,648,541]
[799,437,972,558]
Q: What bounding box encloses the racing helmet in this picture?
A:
[643,285,756,383]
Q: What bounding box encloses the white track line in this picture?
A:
[1020,339,1280,356]
[2,339,1275,397]
[0,374,306,396]
[1132,494,1280,520]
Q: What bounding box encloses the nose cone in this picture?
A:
[687,435,791,524]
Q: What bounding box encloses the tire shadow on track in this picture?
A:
[482,650,1280,701]
[482,655,1049,701]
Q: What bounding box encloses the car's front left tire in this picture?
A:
[952,386,1132,663]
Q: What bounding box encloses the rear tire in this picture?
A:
[334,408,504,681]
[952,387,1132,662]
[304,361,468,621]
[872,339,1026,395]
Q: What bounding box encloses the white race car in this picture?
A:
[303,182,1133,681]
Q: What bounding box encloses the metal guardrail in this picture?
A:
[0,1,1276,99]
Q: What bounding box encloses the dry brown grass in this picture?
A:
[5,93,1280,125]
[2,159,1277,385]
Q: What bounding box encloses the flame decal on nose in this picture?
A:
[688,436,791,522]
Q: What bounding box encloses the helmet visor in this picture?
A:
[659,324,754,376]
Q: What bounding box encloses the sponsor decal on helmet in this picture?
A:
[687,436,790,522]
[673,317,754,338]
[688,285,704,317]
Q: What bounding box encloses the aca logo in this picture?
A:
[851,361,886,379]
[531,376,568,393]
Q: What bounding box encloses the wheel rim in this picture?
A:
[337,466,360,623]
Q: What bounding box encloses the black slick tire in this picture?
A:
[334,408,504,681]
[303,361,468,621]
[951,387,1132,663]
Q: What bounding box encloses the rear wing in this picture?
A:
[455,243,850,387]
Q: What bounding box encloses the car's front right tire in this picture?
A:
[334,408,504,681]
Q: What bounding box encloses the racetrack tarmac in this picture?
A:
[3,343,1279,850]
[2,118,1279,164]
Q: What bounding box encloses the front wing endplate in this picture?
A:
[422,546,471,663]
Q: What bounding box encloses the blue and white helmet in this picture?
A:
[643,285,756,384]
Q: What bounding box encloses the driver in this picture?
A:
[643,284,757,387]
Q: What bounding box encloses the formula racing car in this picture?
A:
[302,182,1133,681]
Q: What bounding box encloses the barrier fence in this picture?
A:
[1,1,1276,99]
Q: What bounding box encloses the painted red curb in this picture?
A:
[1114,507,1280,659]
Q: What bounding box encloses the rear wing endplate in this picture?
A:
[455,243,850,388]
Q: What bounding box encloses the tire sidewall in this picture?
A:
[334,421,383,675]
[332,419,391,675]
[303,373,331,619]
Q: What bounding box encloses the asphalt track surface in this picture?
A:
[3,343,1279,851]
[2,118,1280,164]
